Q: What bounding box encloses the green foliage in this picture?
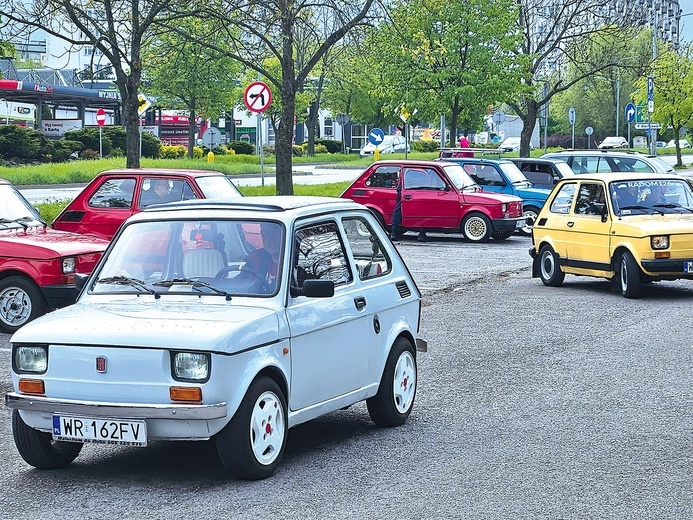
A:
[103,126,127,152]
[313,144,328,154]
[64,127,113,157]
[160,145,188,159]
[141,132,162,159]
[314,139,341,153]
[292,145,304,157]
[193,146,204,159]
[44,139,83,162]
[411,140,440,153]
[228,140,255,155]
[0,125,46,162]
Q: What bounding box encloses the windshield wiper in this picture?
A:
[153,278,232,300]
[96,276,161,299]
[652,203,693,213]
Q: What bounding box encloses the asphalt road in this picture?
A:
[0,235,691,519]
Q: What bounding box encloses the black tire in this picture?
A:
[538,245,565,287]
[369,210,387,233]
[367,337,417,427]
[12,410,82,469]
[0,275,48,333]
[492,231,513,241]
[461,213,492,242]
[618,250,642,298]
[215,376,287,480]
[519,206,540,236]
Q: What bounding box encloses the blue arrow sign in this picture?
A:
[625,102,636,123]
[368,127,384,145]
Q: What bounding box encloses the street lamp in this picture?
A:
[0,98,8,125]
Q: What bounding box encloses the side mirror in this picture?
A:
[290,279,335,298]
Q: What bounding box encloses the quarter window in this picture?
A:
[88,178,136,208]
[342,217,392,280]
[365,166,399,188]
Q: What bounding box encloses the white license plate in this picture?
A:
[515,219,526,228]
[685,261,693,274]
[52,415,147,446]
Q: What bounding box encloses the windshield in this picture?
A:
[610,178,693,216]
[442,164,478,190]
[0,184,44,228]
[646,156,675,174]
[499,162,531,185]
[91,218,284,297]
[554,162,574,178]
[196,176,244,199]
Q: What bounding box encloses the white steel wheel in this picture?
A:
[392,350,416,414]
[519,207,539,236]
[462,213,492,242]
[249,390,286,466]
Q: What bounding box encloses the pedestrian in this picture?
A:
[391,172,403,240]
[458,133,474,157]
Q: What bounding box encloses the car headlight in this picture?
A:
[14,344,48,373]
[172,352,210,381]
[62,257,76,274]
[651,235,669,249]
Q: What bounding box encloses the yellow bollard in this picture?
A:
[207,151,214,163]
[374,147,380,161]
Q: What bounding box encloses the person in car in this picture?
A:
[242,222,282,291]
[141,178,173,206]
[645,185,666,206]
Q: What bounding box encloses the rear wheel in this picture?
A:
[618,251,642,298]
[519,206,540,236]
[538,245,564,287]
[462,213,492,242]
[12,410,82,469]
[215,376,287,480]
[0,276,48,333]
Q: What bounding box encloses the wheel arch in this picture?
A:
[532,239,560,278]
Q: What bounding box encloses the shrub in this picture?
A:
[411,140,440,153]
[45,139,82,162]
[102,126,127,152]
[227,140,255,155]
[80,149,101,160]
[263,145,275,156]
[193,146,204,159]
[160,145,187,159]
[314,144,328,154]
[64,127,112,156]
[292,145,304,157]
[0,125,45,161]
[314,138,342,153]
[141,132,162,158]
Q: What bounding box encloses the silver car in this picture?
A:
[541,150,675,175]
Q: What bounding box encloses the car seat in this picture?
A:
[183,248,226,278]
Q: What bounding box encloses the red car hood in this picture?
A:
[0,225,109,258]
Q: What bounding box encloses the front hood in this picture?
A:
[0,226,108,257]
[614,214,693,236]
[11,299,280,354]
[516,186,551,200]
[463,190,522,204]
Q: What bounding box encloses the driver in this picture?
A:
[242,222,282,291]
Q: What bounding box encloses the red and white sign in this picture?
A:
[244,81,272,113]
[96,108,106,127]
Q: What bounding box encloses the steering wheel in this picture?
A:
[215,265,270,293]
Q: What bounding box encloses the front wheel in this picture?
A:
[462,213,492,243]
[215,376,287,480]
[367,337,417,427]
[538,245,565,287]
[0,276,48,333]
[12,410,82,469]
[618,251,642,298]
[519,206,540,236]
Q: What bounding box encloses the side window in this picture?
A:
[341,217,392,280]
[426,169,447,190]
[549,183,577,214]
[472,165,505,186]
[293,222,352,287]
[88,178,136,208]
[574,183,606,216]
[365,166,399,188]
[167,180,198,202]
[631,159,654,173]
[403,168,430,189]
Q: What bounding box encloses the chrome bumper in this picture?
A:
[5,393,227,420]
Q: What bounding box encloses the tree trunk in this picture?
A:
[123,79,141,169]
[188,97,197,159]
[306,100,317,156]
[275,83,295,195]
[520,100,538,158]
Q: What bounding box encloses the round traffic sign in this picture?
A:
[202,127,222,149]
[96,108,106,127]
[244,81,273,113]
[624,102,636,123]
[585,126,594,135]
[368,128,385,146]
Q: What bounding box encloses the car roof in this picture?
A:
[95,168,228,178]
[508,157,569,165]
[542,149,647,157]
[369,159,450,167]
[554,171,687,183]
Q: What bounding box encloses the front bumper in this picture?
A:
[5,393,227,420]
[491,217,526,233]
[641,258,693,276]
[41,284,80,309]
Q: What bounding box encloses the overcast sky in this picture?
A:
[681,0,693,42]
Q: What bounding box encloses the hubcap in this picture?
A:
[621,259,628,292]
[0,286,32,327]
[521,210,538,235]
[392,351,416,414]
[541,251,554,279]
[465,218,486,240]
[250,391,285,466]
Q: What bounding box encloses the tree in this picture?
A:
[507,0,633,156]
[0,0,190,167]
[177,0,377,195]
[143,19,241,158]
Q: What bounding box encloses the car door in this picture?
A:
[71,176,138,239]
[536,182,577,260]
[400,166,459,229]
[564,181,612,274]
[286,220,371,410]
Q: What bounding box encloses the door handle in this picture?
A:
[403,194,413,200]
[567,221,574,227]
[354,296,367,310]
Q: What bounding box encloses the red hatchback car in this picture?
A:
[1,179,108,332]
[53,168,243,240]
[340,160,524,242]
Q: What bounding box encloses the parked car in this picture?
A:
[0,179,108,332]
[498,136,526,152]
[598,136,629,149]
[656,141,666,148]
[53,169,243,239]
[541,150,675,175]
[530,172,693,298]
[341,160,524,242]
[359,135,409,158]
[665,139,691,149]
[6,196,426,479]
[507,157,574,190]
[439,158,552,236]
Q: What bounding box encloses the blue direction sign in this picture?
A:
[647,77,654,101]
[368,127,385,146]
[625,102,636,123]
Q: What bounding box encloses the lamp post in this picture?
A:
[0,98,8,125]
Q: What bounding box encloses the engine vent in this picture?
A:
[395,281,411,298]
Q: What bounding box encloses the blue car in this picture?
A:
[438,158,551,235]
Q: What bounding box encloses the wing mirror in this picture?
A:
[290,279,335,298]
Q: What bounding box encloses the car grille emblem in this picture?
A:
[96,356,107,373]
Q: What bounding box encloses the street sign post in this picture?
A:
[96,108,106,157]
[336,114,350,154]
[568,107,576,148]
[625,102,635,147]
[585,126,594,149]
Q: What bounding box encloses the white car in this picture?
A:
[6,197,426,480]
[359,134,409,157]
[598,136,629,149]
[498,136,532,152]
[665,139,691,149]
